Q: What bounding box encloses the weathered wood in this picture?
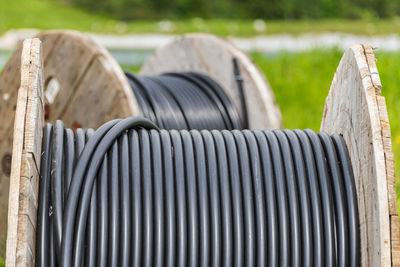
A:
[321,44,399,266]
[392,216,400,265]
[36,30,140,124]
[6,38,43,267]
[140,33,282,130]
[0,43,23,257]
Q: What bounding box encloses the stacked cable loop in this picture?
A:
[36,116,359,267]
[126,72,246,130]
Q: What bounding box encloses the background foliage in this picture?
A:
[69,0,400,20]
[3,0,400,35]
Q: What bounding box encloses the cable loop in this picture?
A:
[126,72,244,130]
[36,117,359,267]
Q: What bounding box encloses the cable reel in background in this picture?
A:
[125,59,248,130]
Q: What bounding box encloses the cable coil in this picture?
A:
[125,71,246,130]
[36,116,359,267]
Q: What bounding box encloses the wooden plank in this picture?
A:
[392,216,400,266]
[140,33,282,129]
[6,38,44,267]
[321,44,396,266]
[364,44,400,267]
[0,45,24,256]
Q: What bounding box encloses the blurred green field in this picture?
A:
[2,0,400,36]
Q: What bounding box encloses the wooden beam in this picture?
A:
[6,38,43,267]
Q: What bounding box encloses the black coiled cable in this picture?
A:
[125,72,245,130]
[36,117,360,267]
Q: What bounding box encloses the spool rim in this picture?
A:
[321,43,399,266]
[35,30,140,127]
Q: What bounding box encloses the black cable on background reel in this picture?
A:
[125,71,246,130]
[36,116,360,267]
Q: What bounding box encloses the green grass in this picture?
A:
[249,49,400,211]
[3,0,400,36]
[251,48,344,130]
[374,51,400,202]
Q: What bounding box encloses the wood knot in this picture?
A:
[2,153,12,176]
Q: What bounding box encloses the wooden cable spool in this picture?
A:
[0,30,282,262]
[139,33,282,130]
[2,37,399,266]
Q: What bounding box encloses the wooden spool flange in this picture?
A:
[321,44,400,266]
[140,33,282,130]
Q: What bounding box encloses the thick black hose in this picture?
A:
[331,134,360,267]
[36,118,359,267]
[63,129,74,204]
[191,130,211,267]
[285,129,313,267]
[37,124,52,267]
[318,131,349,267]
[139,129,153,267]
[274,129,301,267]
[305,129,336,267]
[151,129,165,267]
[170,129,188,266]
[233,130,256,266]
[294,129,324,267]
[211,130,233,267]
[221,130,244,267]
[183,130,200,267]
[129,130,142,267]
[96,154,108,267]
[201,130,222,267]
[253,130,278,267]
[119,132,131,266]
[50,121,64,260]
[243,130,268,266]
[263,130,290,267]
[85,129,97,267]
